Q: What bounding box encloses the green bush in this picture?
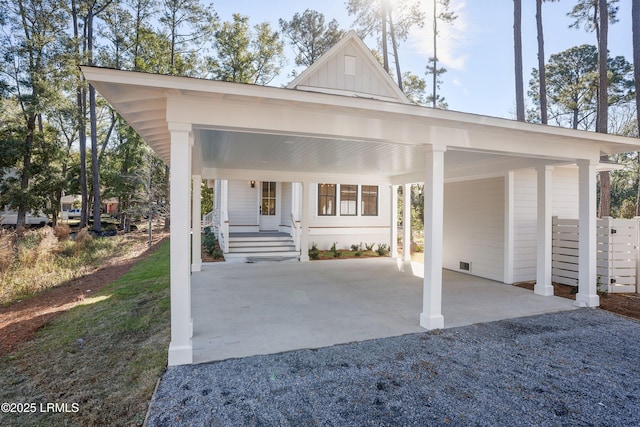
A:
[309,242,320,260]
[365,242,375,251]
[376,243,389,256]
[203,227,218,256]
[330,242,342,258]
[350,243,361,252]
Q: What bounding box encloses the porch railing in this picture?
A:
[202,210,215,230]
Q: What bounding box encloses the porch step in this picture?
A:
[226,233,299,259]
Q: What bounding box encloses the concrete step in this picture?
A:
[229,235,292,242]
[230,240,295,248]
[229,245,296,253]
[225,250,300,258]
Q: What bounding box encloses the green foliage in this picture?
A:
[203,226,218,256]
[376,243,389,256]
[309,242,320,260]
[402,71,428,105]
[330,242,342,258]
[528,45,633,129]
[365,242,375,251]
[209,14,284,85]
[350,243,361,252]
[279,9,345,68]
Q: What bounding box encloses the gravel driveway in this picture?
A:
[146,309,640,426]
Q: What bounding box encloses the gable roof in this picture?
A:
[287,30,410,104]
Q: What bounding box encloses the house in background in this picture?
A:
[82,31,640,365]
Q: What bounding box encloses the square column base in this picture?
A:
[168,342,193,366]
[420,313,444,330]
[191,262,202,272]
[534,283,554,296]
[574,293,599,308]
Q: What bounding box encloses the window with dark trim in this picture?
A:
[340,184,358,216]
[361,185,378,216]
[318,184,336,216]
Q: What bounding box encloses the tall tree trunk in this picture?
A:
[633,0,640,215]
[17,116,36,227]
[536,0,548,125]
[388,9,402,91]
[597,0,610,218]
[514,0,525,121]
[381,3,389,72]
[72,0,89,228]
[432,0,438,108]
[87,8,102,232]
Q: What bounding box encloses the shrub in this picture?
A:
[354,250,362,257]
[365,242,375,251]
[376,243,389,256]
[203,227,218,256]
[309,242,320,260]
[330,242,342,258]
[350,243,361,252]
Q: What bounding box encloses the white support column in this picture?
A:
[421,145,446,330]
[390,185,398,258]
[168,122,193,366]
[192,174,202,272]
[299,181,310,262]
[535,165,554,296]
[503,171,515,284]
[403,183,412,262]
[576,159,599,307]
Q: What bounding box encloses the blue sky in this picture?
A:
[213,1,633,120]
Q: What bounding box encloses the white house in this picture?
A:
[82,31,640,365]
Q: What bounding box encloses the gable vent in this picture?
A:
[344,55,356,75]
[459,261,471,272]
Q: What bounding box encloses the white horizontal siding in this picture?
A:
[443,177,505,282]
[227,180,258,228]
[512,167,579,282]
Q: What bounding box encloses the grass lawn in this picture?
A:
[0,240,170,426]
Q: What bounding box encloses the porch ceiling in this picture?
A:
[195,128,572,183]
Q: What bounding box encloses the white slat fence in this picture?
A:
[552,216,638,293]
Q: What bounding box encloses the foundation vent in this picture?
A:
[459,261,471,272]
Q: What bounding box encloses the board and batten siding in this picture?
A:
[227,180,259,232]
[512,167,579,283]
[307,183,391,250]
[443,177,505,282]
[296,45,391,100]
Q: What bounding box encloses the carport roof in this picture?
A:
[81,66,640,183]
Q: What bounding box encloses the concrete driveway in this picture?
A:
[191,258,576,364]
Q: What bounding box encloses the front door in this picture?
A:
[259,181,278,231]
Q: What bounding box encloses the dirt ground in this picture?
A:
[0,230,168,356]
[515,281,640,321]
[2,245,639,356]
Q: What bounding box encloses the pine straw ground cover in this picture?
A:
[0,238,170,426]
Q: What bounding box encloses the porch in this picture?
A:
[191,258,576,364]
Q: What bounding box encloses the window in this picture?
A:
[340,184,358,216]
[261,182,276,215]
[361,185,378,216]
[318,184,336,216]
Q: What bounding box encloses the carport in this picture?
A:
[82,36,640,365]
[191,258,576,364]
